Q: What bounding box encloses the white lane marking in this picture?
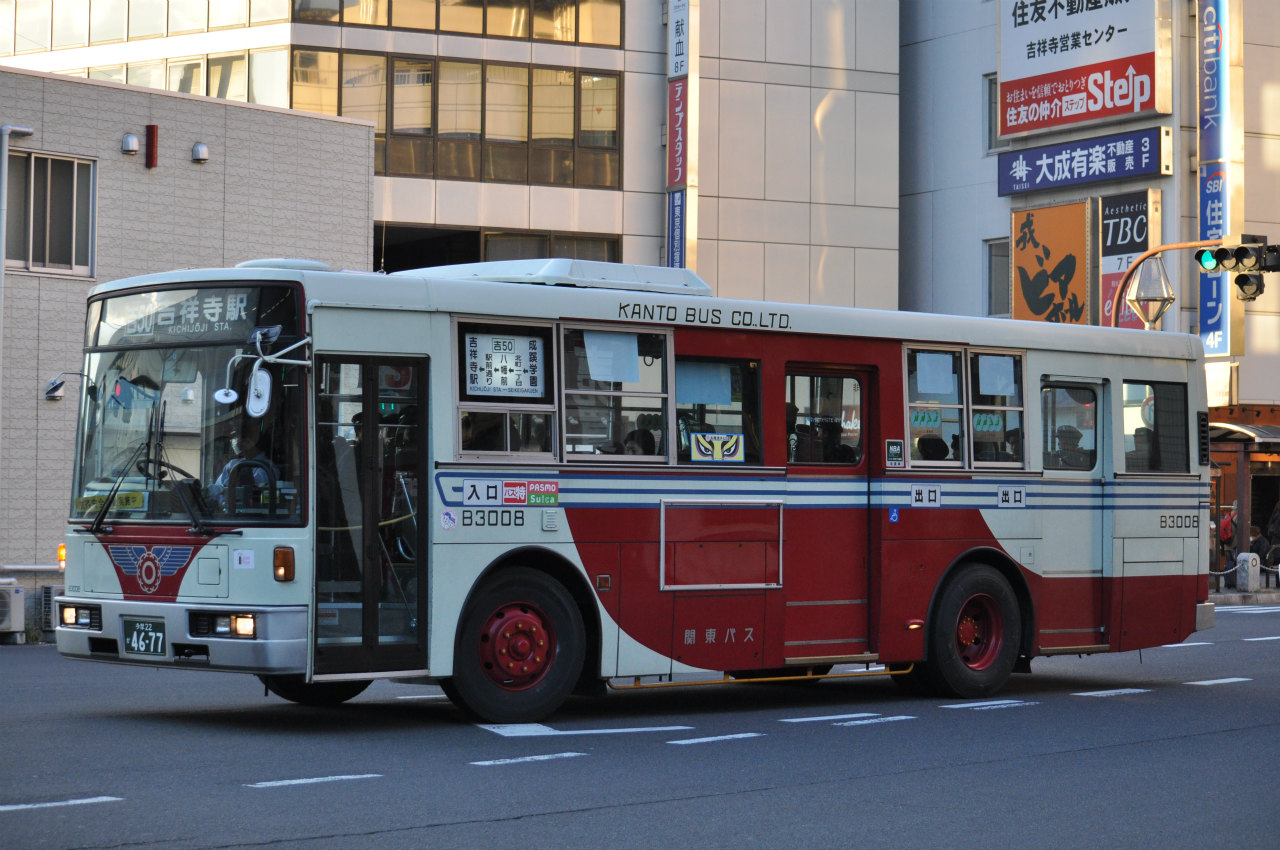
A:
[834,715,916,726]
[395,694,450,700]
[1073,688,1151,697]
[480,723,692,737]
[1243,636,1280,642]
[1217,606,1280,614]
[939,699,1034,710]
[1160,641,1213,648]
[471,752,587,766]
[245,774,381,788]
[1184,677,1252,686]
[779,713,879,723]
[0,796,121,813]
[668,733,765,745]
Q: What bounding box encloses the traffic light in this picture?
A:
[1193,239,1280,301]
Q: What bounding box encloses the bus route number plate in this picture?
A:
[122,617,166,656]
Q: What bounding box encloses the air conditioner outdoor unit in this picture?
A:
[0,581,26,634]
[41,585,64,631]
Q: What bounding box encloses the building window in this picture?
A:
[5,151,94,275]
[129,0,167,38]
[167,56,204,94]
[169,0,209,34]
[437,59,482,180]
[576,71,618,187]
[289,0,619,45]
[985,73,1008,151]
[484,64,529,182]
[531,66,574,184]
[15,0,52,52]
[304,50,619,188]
[483,230,618,261]
[250,0,289,23]
[248,47,288,107]
[90,0,128,44]
[52,0,89,48]
[210,0,248,28]
[533,0,575,41]
[986,237,1010,317]
[577,0,620,45]
[392,0,435,29]
[208,52,248,100]
[389,57,433,177]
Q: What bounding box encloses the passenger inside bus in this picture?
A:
[917,435,950,461]
[624,429,656,455]
[1051,424,1093,469]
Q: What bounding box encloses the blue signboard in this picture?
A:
[666,189,685,268]
[1199,164,1229,355]
[997,127,1168,196]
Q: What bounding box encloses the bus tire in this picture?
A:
[447,567,585,723]
[258,675,370,706]
[920,564,1020,699]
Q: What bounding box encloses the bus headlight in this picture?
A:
[60,604,100,628]
[214,614,257,638]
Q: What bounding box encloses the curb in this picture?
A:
[1208,591,1280,605]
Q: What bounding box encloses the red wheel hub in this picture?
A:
[477,602,556,691]
[954,592,1003,670]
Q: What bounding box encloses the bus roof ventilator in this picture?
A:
[395,258,713,297]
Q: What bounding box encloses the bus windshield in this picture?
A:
[70,284,304,526]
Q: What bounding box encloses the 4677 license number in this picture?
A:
[122,617,166,656]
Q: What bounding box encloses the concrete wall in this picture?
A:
[0,67,372,610]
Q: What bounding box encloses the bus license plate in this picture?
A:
[122,617,166,656]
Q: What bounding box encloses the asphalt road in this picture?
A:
[2,604,1278,849]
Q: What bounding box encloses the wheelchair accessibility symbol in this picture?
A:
[889,508,899,523]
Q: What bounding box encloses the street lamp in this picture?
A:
[1125,255,1176,329]
[1110,238,1224,328]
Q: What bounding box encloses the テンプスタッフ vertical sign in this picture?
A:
[666,0,698,270]
[997,0,1171,138]
[1197,0,1244,357]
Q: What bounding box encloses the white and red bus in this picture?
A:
[55,258,1214,722]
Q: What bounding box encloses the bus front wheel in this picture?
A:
[446,567,586,723]
[920,564,1021,699]
[259,675,370,706]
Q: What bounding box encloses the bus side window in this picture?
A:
[1041,384,1097,470]
[676,359,761,464]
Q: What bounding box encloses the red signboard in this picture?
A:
[1000,52,1157,137]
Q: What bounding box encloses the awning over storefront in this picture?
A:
[1209,423,1280,445]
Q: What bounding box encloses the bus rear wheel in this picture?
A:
[920,564,1020,699]
[446,567,585,723]
[259,675,370,706]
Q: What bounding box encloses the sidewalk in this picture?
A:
[1208,588,1280,605]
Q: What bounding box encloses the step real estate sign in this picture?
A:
[998,0,1172,138]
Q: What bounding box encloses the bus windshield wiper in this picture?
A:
[88,440,149,535]
[172,478,211,535]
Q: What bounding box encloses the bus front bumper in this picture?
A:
[55,598,309,674]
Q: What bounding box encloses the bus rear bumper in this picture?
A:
[55,598,308,674]
[1195,601,1215,633]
